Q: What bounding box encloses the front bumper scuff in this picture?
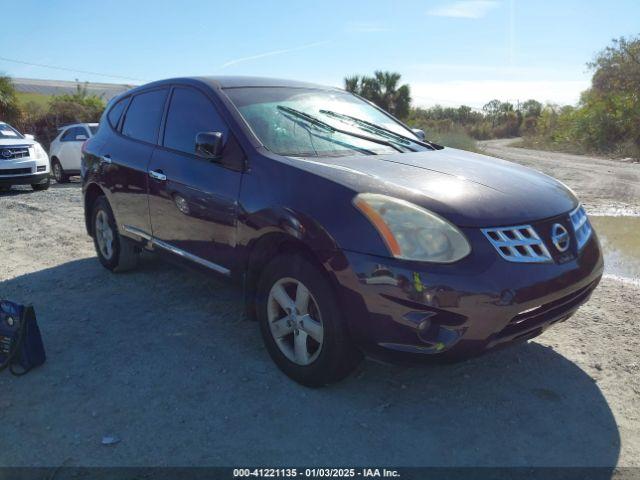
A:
[330,225,604,364]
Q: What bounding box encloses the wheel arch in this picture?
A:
[84,182,108,236]
[241,207,345,320]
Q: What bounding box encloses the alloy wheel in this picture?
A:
[53,162,62,182]
[267,277,324,366]
[95,210,114,260]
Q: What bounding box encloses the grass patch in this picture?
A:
[513,137,588,155]
[16,92,51,109]
[514,137,639,160]
[426,129,479,153]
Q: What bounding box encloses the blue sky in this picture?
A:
[2,0,638,108]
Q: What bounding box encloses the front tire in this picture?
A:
[256,254,362,387]
[91,196,139,272]
[31,179,50,191]
[52,159,69,183]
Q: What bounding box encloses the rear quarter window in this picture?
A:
[107,97,129,129]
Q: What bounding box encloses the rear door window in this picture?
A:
[122,89,168,144]
[163,87,228,155]
[75,127,89,139]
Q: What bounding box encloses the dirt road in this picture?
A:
[0,143,638,469]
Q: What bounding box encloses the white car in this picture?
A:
[49,123,98,183]
[0,122,50,191]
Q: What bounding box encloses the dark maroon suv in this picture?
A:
[82,76,603,386]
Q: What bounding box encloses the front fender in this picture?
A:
[241,206,338,253]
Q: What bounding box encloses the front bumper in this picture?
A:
[331,222,604,363]
[0,172,49,186]
[0,157,50,185]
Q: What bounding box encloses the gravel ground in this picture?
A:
[0,142,638,469]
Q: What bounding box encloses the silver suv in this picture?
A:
[0,122,50,191]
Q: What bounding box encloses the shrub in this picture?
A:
[0,75,21,124]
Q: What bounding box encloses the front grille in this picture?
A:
[482,225,552,263]
[0,146,30,160]
[570,204,592,251]
[0,168,31,176]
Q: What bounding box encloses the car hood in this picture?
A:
[292,147,578,227]
[0,138,36,147]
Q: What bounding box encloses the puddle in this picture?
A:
[590,216,640,285]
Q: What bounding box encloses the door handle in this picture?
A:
[100,154,112,164]
[149,169,167,181]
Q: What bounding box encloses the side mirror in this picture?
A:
[195,131,223,159]
[411,128,426,141]
[24,134,35,141]
[76,134,88,141]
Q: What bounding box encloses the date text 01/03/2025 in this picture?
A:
[232,468,400,478]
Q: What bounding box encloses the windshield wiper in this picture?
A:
[319,110,436,150]
[277,106,405,153]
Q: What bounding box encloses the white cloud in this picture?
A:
[410,80,590,108]
[219,41,330,69]
[426,1,499,19]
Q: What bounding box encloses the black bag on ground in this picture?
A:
[0,301,46,376]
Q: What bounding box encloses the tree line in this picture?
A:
[345,35,639,158]
[0,80,104,149]
[1,34,637,158]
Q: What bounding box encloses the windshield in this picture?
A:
[89,125,99,135]
[224,87,427,157]
[0,123,24,140]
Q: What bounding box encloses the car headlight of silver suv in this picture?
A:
[353,193,471,263]
[30,143,47,160]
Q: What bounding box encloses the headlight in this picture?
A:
[31,143,47,159]
[353,193,471,263]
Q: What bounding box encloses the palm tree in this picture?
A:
[344,71,412,119]
[344,75,361,94]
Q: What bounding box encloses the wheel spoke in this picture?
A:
[271,315,294,338]
[267,277,324,366]
[272,284,296,312]
[95,210,114,260]
[294,330,310,364]
[299,314,323,344]
[295,283,310,314]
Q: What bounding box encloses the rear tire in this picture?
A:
[52,159,69,183]
[91,196,139,272]
[256,253,362,387]
[31,179,50,191]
